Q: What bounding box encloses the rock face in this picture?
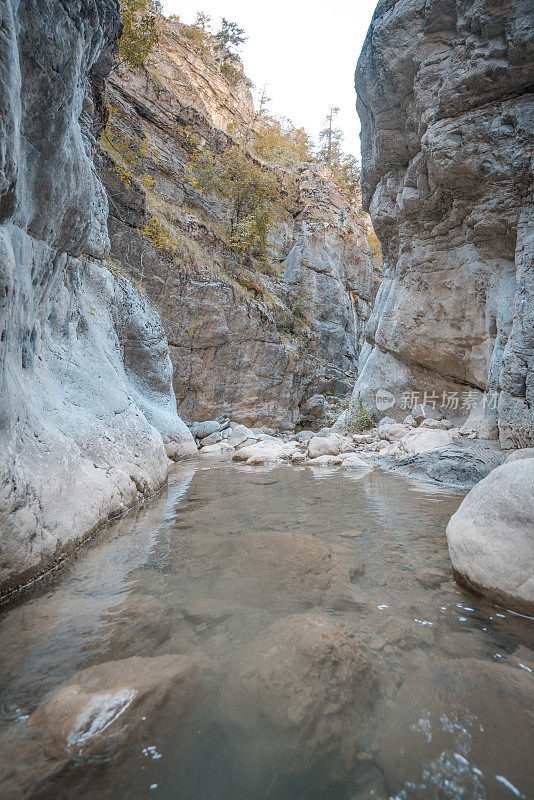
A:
[0,1,195,593]
[446,459,534,613]
[101,16,380,430]
[351,0,534,446]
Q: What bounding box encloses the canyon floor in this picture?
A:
[0,457,533,800]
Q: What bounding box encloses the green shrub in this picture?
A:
[333,393,374,433]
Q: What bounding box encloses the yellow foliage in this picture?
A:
[331,393,374,433]
[138,215,175,255]
[189,141,288,268]
[366,230,382,258]
[252,118,314,169]
[118,0,161,68]
[100,116,158,190]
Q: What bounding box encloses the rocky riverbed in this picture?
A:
[0,459,532,799]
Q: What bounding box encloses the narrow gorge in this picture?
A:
[100,17,380,429]
[0,2,532,799]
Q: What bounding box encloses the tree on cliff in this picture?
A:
[118,0,162,67]
[215,18,247,69]
[317,107,361,194]
[189,143,287,268]
[194,11,212,31]
[253,117,314,168]
[318,106,342,167]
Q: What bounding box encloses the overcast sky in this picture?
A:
[160,0,378,160]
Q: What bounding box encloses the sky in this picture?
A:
[160,0,378,160]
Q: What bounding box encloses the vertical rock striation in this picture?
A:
[351,0,533,445]
[0,0,195,594]
[101,17,380,430]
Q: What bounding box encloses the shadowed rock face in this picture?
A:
[101,18,380,430]
[351,0,534,446]
[0,0,195,593]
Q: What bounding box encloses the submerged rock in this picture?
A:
[446,459,534,613]
[0,655,200,798]
[376,658,534,800]
[225,613,377,784]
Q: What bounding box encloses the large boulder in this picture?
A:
[446,459,534,613]
[307,436,340,458]
[192,420,223,439]
[506,448,534,463]
[389,441,505,489]
[340,453,374,471]
[232,439,289,464]
[377,423,411,442]
[308,433,354,459]
[0,655,200,797]
[224,613,377,787]
[396,428,460,457]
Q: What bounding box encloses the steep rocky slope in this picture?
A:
[101,16,380,430]
[351,0,533,446]
[0,0,195,594]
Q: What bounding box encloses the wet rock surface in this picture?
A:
[387,440,506,489]
[376,658,534,799]
[350,0,534,446]
[224,613,377,787]
[0,655,200,799]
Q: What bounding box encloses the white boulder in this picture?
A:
[446,459,534,614]
[419,418,454,430]
[396,427,460,458]
[377,423,411,442]
[340,454,373,470]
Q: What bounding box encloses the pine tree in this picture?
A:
[194,11,211,31]
[215,18,247,68]
[318,106,342,167]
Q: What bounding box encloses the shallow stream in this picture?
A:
[0,458,532,799]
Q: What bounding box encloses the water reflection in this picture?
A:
[0,460,532,799]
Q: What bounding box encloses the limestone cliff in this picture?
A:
[101,16,380,430]
[0,0,195,594]
[351,0,533,446]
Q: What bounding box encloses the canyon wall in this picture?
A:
[351,0,533,446]
[0,0,195,594]
[102,17,380,430]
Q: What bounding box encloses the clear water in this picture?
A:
[0,459,532,799]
